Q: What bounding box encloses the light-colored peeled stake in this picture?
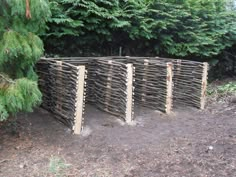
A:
[73,66,86,135]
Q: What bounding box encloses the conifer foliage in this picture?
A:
[44,0,236,59]
[0,0,51,121]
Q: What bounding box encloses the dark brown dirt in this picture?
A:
[0,100,236,177]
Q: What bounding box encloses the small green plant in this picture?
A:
[49,156,71,177]
[217,82,236,93]
[208,81,236,96]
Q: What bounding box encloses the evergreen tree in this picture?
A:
[44,0,236,59]
[0,0,51,121]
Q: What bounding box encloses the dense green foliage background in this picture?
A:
[0,0,51,121]
[44,0,236,59]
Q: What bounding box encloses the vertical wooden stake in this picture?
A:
[166,62,173,114]
[105,60,112,111]
[200,62,208,110]
[173,59,181,104]
[74,66,86,135]
[56,61,62,111]
[141,59,149,102]
[126,64,133,123]
[176,59,181,76]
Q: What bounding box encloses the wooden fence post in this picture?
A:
[125,64,133,124]
[105,60,113,112]
[200,62,208,110]
[176,59,181,76]
[166,62,173,114]
[73,66,86,135]
[141,59,149,102]
[56,61,62,112]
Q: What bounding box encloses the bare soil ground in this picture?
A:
[1,94,236,176]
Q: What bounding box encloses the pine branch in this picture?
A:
[0,73,15,85]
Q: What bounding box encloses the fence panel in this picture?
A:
[37,59,86,134]
[37,56,208,135]
[94,60,134,122]
[153,57,208,109]
[133,59,173,113]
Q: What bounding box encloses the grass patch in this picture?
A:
[49,156,71,177]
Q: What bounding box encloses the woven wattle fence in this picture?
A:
[153,57,208,109]
[132,59,173,113]
[57,58,135,123]
[51,58,96,103]
[36,58,86,134]
[107,57,173,113]
[36,56,208,135]
[94,60,134,122]
[111,57,208,110]
[37,57,134,134]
